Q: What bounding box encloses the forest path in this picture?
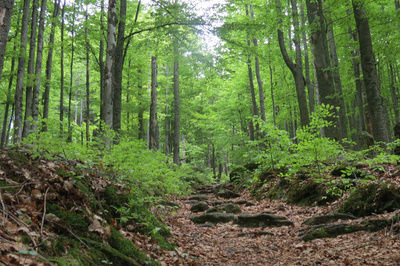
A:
[156,185,400,265]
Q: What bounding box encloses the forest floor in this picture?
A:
[154,189,400,265]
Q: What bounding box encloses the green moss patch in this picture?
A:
[287,179,337,206]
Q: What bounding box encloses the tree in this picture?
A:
[149,56,159,151]
[173,49,180,165]
[352,0,389,142]
[0,0,14,82]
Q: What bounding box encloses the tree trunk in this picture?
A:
[22,0,38,138]
[306,0,339,139]
[103,0,117,128]
[327,24,348,139]
[0,0,14,82]
[1,39,16,148]
[137,69,145,140]
[249,5,266,122]
[67,3,76,142]
[389,64,399,124]
[165,64,170,155]
[14,0,31,143]
[112,0,126,133]
[99,0,105,125]
[149,56,159,151]
[300,2,314,114]
[85,4,90,144]
[269,64,276,126]
[173,58,180,165]
[42,0,60,132]
[59,0,65,136]
[352,0,389,142]
[31,0,47,132]
[276,0,310,127]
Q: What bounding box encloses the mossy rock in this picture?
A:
[265,178,290,200]
[339,183,400,217]
[212,200,233,206]
[286,179,337,206]
[188,194,209,201]
[206,203,241,214]
[190,202,209,213]
[47,204,90,235]
[158,200,180,208]
[216,189,240,199]
[234,213,293,228]
[101,186,130,219]
[301,224,364,241]
[302,213,356,226]
[191,213,234,224]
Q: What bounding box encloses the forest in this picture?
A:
[0,0,400,264]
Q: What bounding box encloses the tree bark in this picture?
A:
[0,0,14,82]
[14,0,31,143]
[67,3,76,142]
[276,0,310,127]
[85,4,90,144]
[389,64,399,124]
[99,0,105,125]
[31,0,47,132]
[137,69,145,140]
[112,0,126,133]
[22,0,38,138]
[305,0,339,139]
[149,56,159,151]
[352,0,389,142]
[300,2,314,114]
[327,24,347,139]
[1,39,16,148]
[42,0,60,132]
[103,0,117,128]
[59,0,65,136]
[173,58,180,165]
[249,5,266,122]
[165,64,171,155]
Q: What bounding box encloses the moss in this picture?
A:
[302,213,356,226]
[287,179,337,206]
[339,183,400,217]
[47,204,90,235]
[7,150,29,167]
[267,178,290,200]
[20,235,32,245]
[302,224,364,241]
[150,232,175,251]
[0,180,16,193]
[108,228,158,265]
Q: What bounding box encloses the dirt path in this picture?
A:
[155,186,400,265]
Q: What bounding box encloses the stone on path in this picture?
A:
[302,213,356,226]
[217,189,240,199]
[206,203,242,214]
[189,194,209,201]
[191,213,235,224]
[190,202,209,213]
[235,213,293,227]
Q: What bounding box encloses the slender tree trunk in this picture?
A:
[22,0,38,138]
[165,64,170,155]
[327,24,347,139]
[14,0,31,143]
[0,0,14,82]
[112,0,126,133]
[211,143,216,179]
[1,40,16,148]
[103,0,117,128]
[276,0,310,127]
[173,57,180,165]
[137,69,145,140]
[300,2,314,114]
[249,5,266,122]
[42,0,60,132]
[389,64,400,124]
[352,0,389,142]
[149,56,159,151]
[306,0,339,139]
[59,0,65,136]
[67,3,76,142]
[269,64,276,126]
[6,104,14,145]
[99,0,105,125]
[31,0,47,132]
[85,4,90,144]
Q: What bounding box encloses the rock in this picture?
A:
[237,231,273,237]
[194,185,216,194]
[234,213,293,228]
[190,202,209,213]
[339,183,400,217]
[217,189,240,199]
[300,224,364,241]
[286,179,338,206]
[188,194,209,201]
[191,213,234,224]
[302,213,356,226]
[206,203,242,214]
[235,200,254,206]
[212,200,233,206]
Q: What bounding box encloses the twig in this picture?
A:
[0,189,6,218]
[40,187,50,236]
